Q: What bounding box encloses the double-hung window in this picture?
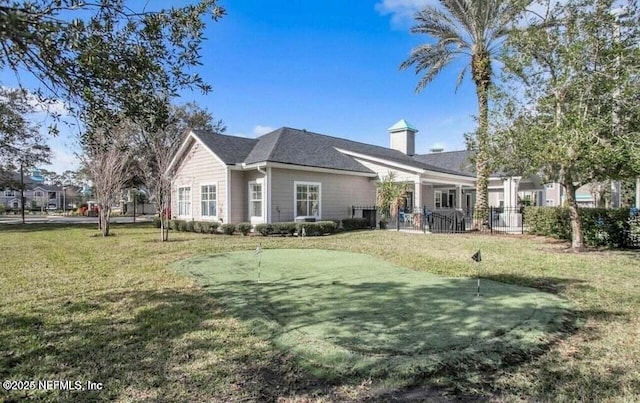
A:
[178,187,192,217]
[249,182,263,218]
[434,191,442,209]
[201,185,217,218]
[295,182,320,218]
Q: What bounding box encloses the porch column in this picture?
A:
[503,177,519,208]
[414,179,422,210]
[636,177,640,208]
[456,185,462,210]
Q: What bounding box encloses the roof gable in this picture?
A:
[192,130,258,165]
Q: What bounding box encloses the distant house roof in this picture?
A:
[188,127,472,177]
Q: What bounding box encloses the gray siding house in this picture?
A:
[168,120,480,224]
[167,119,596,225]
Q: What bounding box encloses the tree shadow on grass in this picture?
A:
[0,222,151,234]
[185,269,578,397]
[0,289,335,402]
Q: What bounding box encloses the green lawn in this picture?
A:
[0,224,638,401]
[173,249,569,384]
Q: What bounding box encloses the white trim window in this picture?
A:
[4,190,15,197]
[434,190,442,209]
[34,190,43,198]
[201,185,217,218]
[249,182,263,219]
[545,183,555,189]
[295,182,321,218]
[545,199,554,206]
[178,186,192,217]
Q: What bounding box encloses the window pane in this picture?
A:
[297,200,307,216]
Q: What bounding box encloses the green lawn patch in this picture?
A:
[0,224,638,401]
[173,249,570,383]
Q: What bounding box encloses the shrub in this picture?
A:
[296,221,337,236]
[152,216,162,228]
[341,217,370,231]
[220,223,236,235]
[193,221,203,233]
[185,221,195,232]
[207,221,221,234]
[524,207,633,247]
[272,222,296,236]
[237,222,252,236]
[169,219,182,231]
[317,220,338,234]
[255,223,274,236]
[523,207,571,240]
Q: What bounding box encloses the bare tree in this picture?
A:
[135,103,224,241]
[83,120,134,236]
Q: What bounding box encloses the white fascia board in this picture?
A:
[165,131,196,175]
[165,130,229,175]
[421,172,476,186]
[334,148,425,174]
[242,161,376,177]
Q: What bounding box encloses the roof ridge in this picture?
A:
[279,126,404,155]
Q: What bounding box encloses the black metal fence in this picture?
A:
[351,205,378,229]
[487,206,525,234]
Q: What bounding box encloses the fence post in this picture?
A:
[490,207,493,234]
[396,205,400,231]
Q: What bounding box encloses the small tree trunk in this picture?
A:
[564,181,585,252]
[100,206,111,237]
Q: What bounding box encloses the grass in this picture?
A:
[173,249,569,385]
[0,223,638,401]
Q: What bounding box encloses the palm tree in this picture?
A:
[400,0,528,229]
[376,172,409,228]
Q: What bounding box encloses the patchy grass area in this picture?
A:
[173,249,569,385]
[0,224,638,401]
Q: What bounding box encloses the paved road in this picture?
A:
[0,215,154,224]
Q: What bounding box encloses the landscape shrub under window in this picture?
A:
[236,222,252,236]
[220,223,236,235]
[341,217,370,231]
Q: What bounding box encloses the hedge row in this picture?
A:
[341,217,370,231]
[155,217,374,236]
[254,221,338,236]
[524,207,637,247]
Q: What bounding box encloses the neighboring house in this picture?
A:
[167,119,618,225]
[1,172,64,211]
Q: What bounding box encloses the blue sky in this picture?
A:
[3,0,481,173]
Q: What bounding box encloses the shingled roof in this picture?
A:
[188,127,473,177]
[192,130,258,165]
[413,150,476,176]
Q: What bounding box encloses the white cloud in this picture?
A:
[1,85,70,116]
[375,0,433,27]
[43,147,80,173]
[253,125,275,137]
